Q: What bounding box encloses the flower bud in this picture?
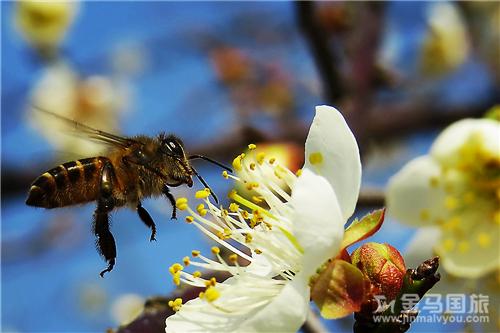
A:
[351,242,406,301]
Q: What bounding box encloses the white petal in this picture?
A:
[304,105,361,220]
[403,227,441,268]
[386,156,449,226]
[291,169,344,277]
[165,275,310,333]
[430,118,500,168]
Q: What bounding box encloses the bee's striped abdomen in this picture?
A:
[26,157,105,208]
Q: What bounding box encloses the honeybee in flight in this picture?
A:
[26,108,231,277]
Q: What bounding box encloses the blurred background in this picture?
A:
[1,1,498,333]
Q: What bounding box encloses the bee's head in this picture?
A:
[157,133,193,186]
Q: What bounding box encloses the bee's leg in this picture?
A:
[94,160,117,277]
[137,202,157,241]
[162,185,177,220]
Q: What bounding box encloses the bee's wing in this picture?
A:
[32,105,139,149]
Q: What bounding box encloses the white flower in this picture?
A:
[387,118,500,279]
[165,105,361,332]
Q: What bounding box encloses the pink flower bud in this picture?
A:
[351,242,406,301]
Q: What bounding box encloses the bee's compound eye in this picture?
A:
[163,139,184,157]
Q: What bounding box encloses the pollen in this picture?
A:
[252,195,263,203]
[309,152,323,165]
[442,238,455,252]
[229,203,240,212]
[248,143,257,150]
[420,209,430,221]
[458,241,470,253]
[246,182,259,190]
[222,170,229,179]
[204,286,220,302]
[185,216,194,223]
[176,197,188,210]
[204,277,217,288]
[195,188,211,199]
[196,203,207,216]
[211,246,220,255]
[444,196,458,210]
[245,233,253,243]
[429,176,439,188]
[191,250,200,257]
[173,272,181,286]
[462,191,476,204]
[249,163,256,171]
[256,152,266,165]
[477,233,492,248]
[169,263,184,274]
[229,254,238,263]
[254,249,263,254]
[183,256,190,266]
[232,153,245,171]
[193,271,202,278]
[168,298,183,312]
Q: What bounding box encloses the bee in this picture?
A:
[26,108,231,277]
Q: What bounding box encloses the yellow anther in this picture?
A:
[176,197,188,210]
[183,256,190,266]
[309,152,323,165]
[246,182,259,190]
[169,263,184,274]
[244,233,253,243]
[269,157,276,165]
[168,298,183,312]
[462,192,475,204]
[458,241,470,253]
[241,210,249,219]
[494,210,500,225]
[185,216,194,223]
[204,277,217,287]
[228,190,237,200]
[477,233,491,248]
[254,249,262,254]
[221,209,228,217]
[232,153,245,171]
[222,170,229,179]
[204,286,220,302]
[173,272,181,286]
[196,203,207,216]
[295,168,302,177]
[252,195,263,203]
[256,152,266,165]
[419,209,430,221]
[229,254,238,263]
[442,238,455,252]
[199,291,205,298]
[429,176,439,188]
[211,246,220,255]
[248,143,257,150]
[193,271,202,278]
[249,163,256,170]
[274,170,283,179]
[444,196,458,210]
[195,188,211,199]
[229,203,240,212]
[191,250,200,257]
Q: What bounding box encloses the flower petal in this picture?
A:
[291,169,344,277]
[430,118,500,168]
[165,275,309,333]
[386,156,449,226]
[304,105,361,220]
[435,214,500,279]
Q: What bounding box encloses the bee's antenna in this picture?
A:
[189,155,233,173]
[190,166,219,204]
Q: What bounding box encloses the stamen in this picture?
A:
[195,188,211,199]
[176,197,188,211]
[168,298,183,312]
